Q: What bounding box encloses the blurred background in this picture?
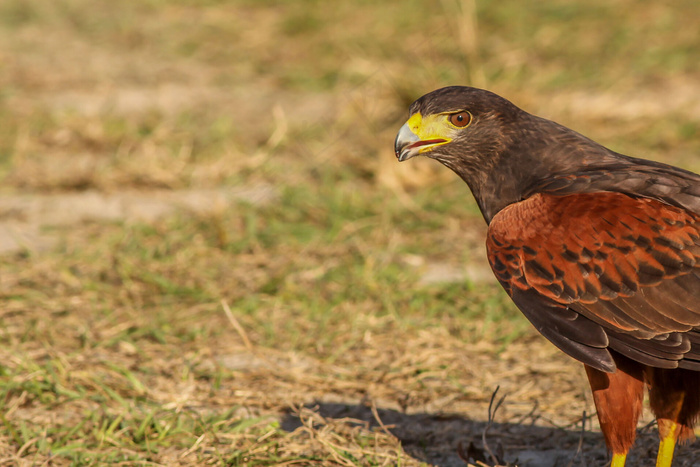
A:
[0,0,699,465]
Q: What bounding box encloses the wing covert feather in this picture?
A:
[487,191,700,371]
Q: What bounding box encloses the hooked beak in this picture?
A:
[394,122,448,162]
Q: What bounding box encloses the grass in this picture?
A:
[0,0,699,465]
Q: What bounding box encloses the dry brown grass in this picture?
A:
[0,0,700,466]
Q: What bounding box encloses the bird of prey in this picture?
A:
[394,86,700,467]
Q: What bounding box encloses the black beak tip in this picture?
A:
[394,123,421,162]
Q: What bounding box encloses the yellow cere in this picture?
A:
[406,112,453,153]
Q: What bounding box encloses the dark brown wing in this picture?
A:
[528,164,700,215]
[487,191,700,372]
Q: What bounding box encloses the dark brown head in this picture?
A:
[394,86,625,222]
[395,86,522,166]
[394,86,538,220]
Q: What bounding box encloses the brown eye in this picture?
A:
[449,111,471,127]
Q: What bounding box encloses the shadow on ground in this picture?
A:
[280,401,700,467]
[281,401,614,467]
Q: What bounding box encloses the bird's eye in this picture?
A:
[449,111,471,128]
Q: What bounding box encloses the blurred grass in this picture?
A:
[0,0,698,465]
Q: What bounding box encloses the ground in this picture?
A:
[1,1,700,465]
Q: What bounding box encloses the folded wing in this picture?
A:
[487,191,700,372]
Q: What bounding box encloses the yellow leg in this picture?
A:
[611,452,626,467]
[610,452,627,467]
[656,421,678,467]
